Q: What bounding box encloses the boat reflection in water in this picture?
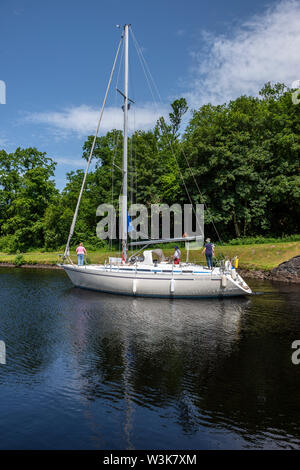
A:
[65,286,300,450]
[2,267,300,449]
[67,290,250,448]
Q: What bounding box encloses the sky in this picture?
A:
[1,0,300,189]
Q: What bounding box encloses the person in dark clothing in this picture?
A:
[202,238,215,269]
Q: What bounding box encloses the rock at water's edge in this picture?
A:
[238,255,300,283]
[270,255,300,282]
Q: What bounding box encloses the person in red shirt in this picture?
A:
[76,243,87,266]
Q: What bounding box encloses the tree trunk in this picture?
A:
[233,210,241,238]
[243,202,247,236]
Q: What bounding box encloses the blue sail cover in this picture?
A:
[127,212,134,233]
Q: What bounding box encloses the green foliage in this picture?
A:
[169,98,188,136]
[0,147,57,251]
[13,254,25,266]
[0,235,17,253]
[213,252,226,264]
[0,89,299,251]
[182,84,300,238]
[83,236,107,251]
[225,234,300,245]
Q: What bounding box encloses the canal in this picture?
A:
[0,267,299,449]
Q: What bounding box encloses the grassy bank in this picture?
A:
[0,241,299,271]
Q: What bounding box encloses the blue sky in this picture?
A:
[1,0,300,189]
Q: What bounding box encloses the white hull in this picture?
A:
[60,263,252,298]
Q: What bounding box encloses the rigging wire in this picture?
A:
[130,29,162,104]
[63,34,124,259]
[130,27,222,244]
[128,50,139,209]
[110,41,125,253]
[130,29,204,240]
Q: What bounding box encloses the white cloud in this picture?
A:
[25,104,167,137]
[188,0,300,107]
[54,157,86,167]
[0,137,8,147]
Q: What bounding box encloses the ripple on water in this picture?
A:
[0,269,300,449]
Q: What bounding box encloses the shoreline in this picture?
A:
[1,262,299,284]
[0,263,62,269]
[238,269,300,284]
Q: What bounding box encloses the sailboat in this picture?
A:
[59,24,252,298]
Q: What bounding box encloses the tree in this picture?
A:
[181,84,300,238]
[0,148,57,251]
[169,98,188,136]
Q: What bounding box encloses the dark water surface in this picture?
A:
[0,267,300,450]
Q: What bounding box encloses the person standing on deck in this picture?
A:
[76,243,87,266]
[173,246,181,265]
[202,238,215,269]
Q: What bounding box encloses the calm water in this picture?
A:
[0,267,300,450]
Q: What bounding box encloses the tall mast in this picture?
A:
[63,33,123,260]
[122,24,129,261]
